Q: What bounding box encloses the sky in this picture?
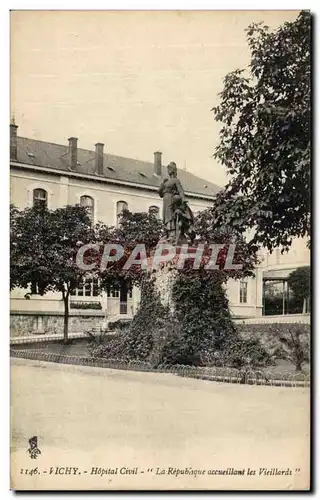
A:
[11,10,300,187]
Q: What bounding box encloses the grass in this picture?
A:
[14,337,309,376]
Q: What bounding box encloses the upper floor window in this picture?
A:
[149,205,160,218]
[239,280,248,304]
[33,189,48,209]
[80,195,94,222]
[70,277,100,297]
[106,288,133,298]
[107,289,120,298]
[116,200,128,225]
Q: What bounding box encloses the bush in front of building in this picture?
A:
[237,323,310,372]
[90,274,273,369]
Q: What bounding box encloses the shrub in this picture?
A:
[91,277,170,363]
[237,322,310,371]
[91,272,273,369]
[108,319,132,331]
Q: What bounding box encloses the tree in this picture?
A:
[212,11,311,252]
[287,266,310,313]
[10,204,95,343]
[96,208,163,292]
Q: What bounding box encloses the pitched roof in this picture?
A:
[14,136,221,198]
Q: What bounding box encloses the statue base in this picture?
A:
[146,245,200,313]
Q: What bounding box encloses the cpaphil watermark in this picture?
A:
[76,242,243,272]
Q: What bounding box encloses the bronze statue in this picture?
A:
[158,162,195,245]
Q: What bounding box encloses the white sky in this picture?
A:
[11,10,299,187]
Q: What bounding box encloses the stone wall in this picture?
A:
[10,312,105,338]
[234,313,310,325]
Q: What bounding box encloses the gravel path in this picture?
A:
[10,357,310,491]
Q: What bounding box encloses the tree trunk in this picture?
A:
[302,298,307,314]
[63,292,70,344]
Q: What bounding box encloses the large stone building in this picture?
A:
[10,123,309,336]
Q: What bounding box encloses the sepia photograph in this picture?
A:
[9,9,310,491]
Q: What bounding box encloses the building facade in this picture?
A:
[12,122,305,336]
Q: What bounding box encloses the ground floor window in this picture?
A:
[263,279,308,315]
[239,280,248,303]
[70,278,100,297]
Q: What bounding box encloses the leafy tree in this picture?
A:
[96,208,163,293]
[10,204,95,343]
[212,11,311,251]
[287,266,310,313]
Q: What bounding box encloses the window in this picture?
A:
[106,287,132,299]
[33,189,48,209]
[149,205,160,218]
[70,277,100,297]
[239,281,248,304]
[116,200,128,225]
[80,195,94,222]
[275,248,281,265]
[117,201,128,214]
[106,289,120,298]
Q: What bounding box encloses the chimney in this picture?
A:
[10,120,18,161]
[154,151,162,176]
[95,142,104,175]
[68,137,78,170]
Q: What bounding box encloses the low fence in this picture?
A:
[10,349,310,389]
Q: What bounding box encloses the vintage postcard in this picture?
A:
[10,10,310,491]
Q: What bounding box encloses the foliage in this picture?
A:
[91,277,170,362]
[107,318,132,331]
[201,335,275,369]
[193,209,258,279]
[92,273,272,369]
[95,209,163,291]
[10,204,95,342]
[287,266,310,303]
[238,322,310,371]
[212,11,311,251]
[275,327,310,371]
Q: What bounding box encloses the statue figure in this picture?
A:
[158,162,195,245]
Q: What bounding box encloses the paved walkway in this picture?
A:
[11,358,310,491]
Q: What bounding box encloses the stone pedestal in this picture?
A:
[152,264,178,313]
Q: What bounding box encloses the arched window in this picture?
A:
[80,195,94,222]
[33,189,48,209]
[116,200,128,225]
[149,205,160,218]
